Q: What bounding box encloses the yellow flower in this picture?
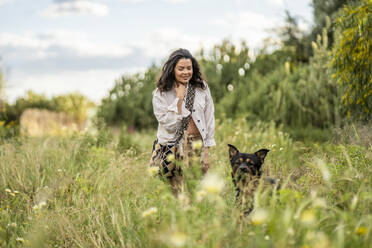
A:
[148,166,159,176]
[200,173,224,194]
[33,205,40,211]
[251,208,269,226]
[300,210,315,225]
[5,188,11,193]
[169,231,187,247]
[196,190,207,202]
[142,207,158,218]
[167,153,175,162]
[356,226,368,235]
[10,192,15,197]
[191,140,203,150]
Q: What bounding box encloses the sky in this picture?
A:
[0,0,313,103]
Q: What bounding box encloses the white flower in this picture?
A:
[238,68,245,76]
[148,166,159,176]
[5,188,11,193]
[223,54,230,62]
[16,237,24,243]
[251,208,269,226]
[216,64,223,71]
[32,205,39,211]
[227,84,234,92]
[200,173,224,194]
[38,201,47,208]
[142,207,158,218]
[169,231,187,247]
[7,222,17,227]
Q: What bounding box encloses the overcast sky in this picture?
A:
[0,0,312,103]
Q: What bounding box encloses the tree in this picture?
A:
[310,0,361,48]
[331,0,372,119]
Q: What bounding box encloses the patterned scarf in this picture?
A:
[173,83,196,144]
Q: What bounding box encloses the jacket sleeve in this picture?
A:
[203,84,216,147]
[152,88,190,133]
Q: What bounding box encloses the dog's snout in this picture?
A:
[238,165,248,172]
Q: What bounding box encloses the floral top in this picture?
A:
[152,82,216,147]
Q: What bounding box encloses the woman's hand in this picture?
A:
[175,82,187,100]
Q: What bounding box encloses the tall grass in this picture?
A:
[0,119,371,247]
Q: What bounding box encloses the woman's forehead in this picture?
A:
[176,58,192,67]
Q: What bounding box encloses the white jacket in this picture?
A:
[152,82,216,147]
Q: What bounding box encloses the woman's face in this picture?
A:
[174,58,193,84]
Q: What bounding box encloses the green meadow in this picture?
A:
[1,119,371,247]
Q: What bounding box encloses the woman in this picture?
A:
[152,48,215,194]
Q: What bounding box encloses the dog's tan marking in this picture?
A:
[246,158,251,163]
[239,157,243,163]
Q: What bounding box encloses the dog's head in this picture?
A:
[228,144,269,178]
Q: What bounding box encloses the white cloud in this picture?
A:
[0,30,132,60]
[0,0,14,6]
[268,0,285,6]
[210,11,281,47]
[133,28,217,59]
[119,0,189,3]
[41,0,109,18]
[5,67,145,103]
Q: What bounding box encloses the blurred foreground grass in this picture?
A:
[0,119,371,247]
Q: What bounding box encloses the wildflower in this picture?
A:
[14,190,19,194]
[7,222,17,227]
[38,201,47,208]
[16,237,24,243]
[238,68,245,76]
[167,153,175,162]
[300,210,315,225]
[287,227,295,236]
[191,140,203,150]
[169,231,187,247]
[251,208,269,226]
[227,84,233,92]
[10,192,15,197]
[196,190,207,202]
[279,147,284,151]
[148,166,159,176]
[5,188,11,193]
[200,173,224,194]
[350,195,358,210]
[142,207,158,218]
[313,198,327,208]
[32,205,40,211]
[356,226,368,235]
[57,169,63,173]
[264,235,270,240]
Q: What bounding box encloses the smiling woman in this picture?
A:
[150,48,216,195]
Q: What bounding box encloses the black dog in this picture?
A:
[228,144,279,212]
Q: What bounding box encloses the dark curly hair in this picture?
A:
[157,48,205,92]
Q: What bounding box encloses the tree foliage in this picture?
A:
[97,65,160,130]
[0,91,94,125]
[331,0,372,119]
[311,0,361,48]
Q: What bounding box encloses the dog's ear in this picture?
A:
[254,149,270,164]
[228,144,239,160]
